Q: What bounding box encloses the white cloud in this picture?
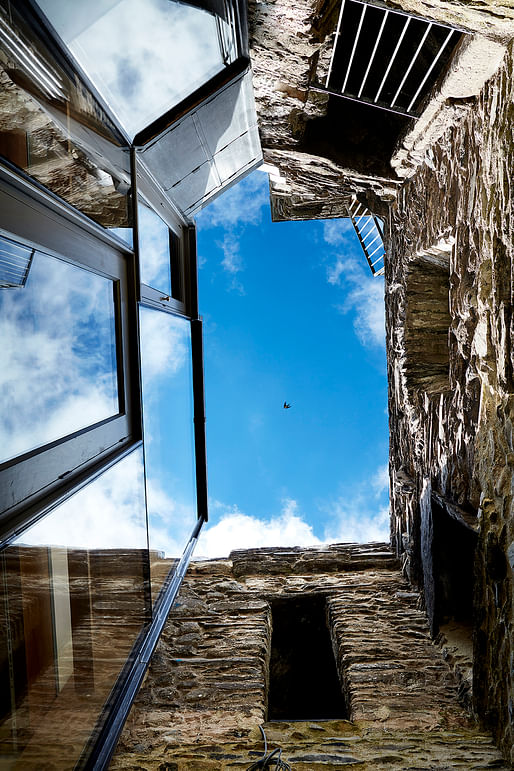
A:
[196,173,269,282]
[323,219,353,246]
[195,463,391,559]
[0,253,120,461]
[197,173,268,230]
[145,478,196,557]
[59,0,223,135]
[329,257,385,348]
[321,462,390,544]
[323,504,390,544]
[218,234,242,274]
[19,449,147,550]
[371,463,389,498]
[196,498,322,558]
[327,255,345,286]
[139,307,189,382]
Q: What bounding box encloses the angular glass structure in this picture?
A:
[0,0,262,766]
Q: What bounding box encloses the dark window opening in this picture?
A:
[267,595,348,721]
[431,498,477,631]
[422,496,477,706]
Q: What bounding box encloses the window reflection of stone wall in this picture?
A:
[0,545,148,770]
[0,9,131,232]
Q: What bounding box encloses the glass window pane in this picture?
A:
[138,200,171,294]
[0,2,132,233]
[139,307,196,599]
[0,448,148,769]
[37,0,233,137]
[0,242,119,464]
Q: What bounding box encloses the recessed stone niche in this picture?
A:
[267,595,348,721]
[404,239,453,395]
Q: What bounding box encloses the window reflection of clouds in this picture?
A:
[17,448,147,550]
[138,202,171,292]
[42,0,225,136]
[139,308,196,563]
[0,251,118,463]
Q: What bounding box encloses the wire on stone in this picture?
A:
[246,725,292,770]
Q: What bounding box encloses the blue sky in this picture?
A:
[194,170,390,557]
[13,170,390,560]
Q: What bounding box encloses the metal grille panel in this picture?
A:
[349,198,385,276]
[0,235,34,288]
[323,0,463,118]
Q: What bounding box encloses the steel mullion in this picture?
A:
[348,0,467,33]
[360,219,376,238]
[350,216,374,274]
[326,0,346,87]
[407,28,454,112]
[391,22,432,107]
[368,243,383,259]
[310,85,417,118]
[358,9,389,98]
[342,2,367,93]
[364,233,381,250]
[372,214,384,236]
[374,16,411,103]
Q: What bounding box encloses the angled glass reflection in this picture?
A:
[37,0,233,137]
[0,244,119,464]
[0,1,132,232]
[0,448,148,769]
[139,307,196,598]
[138,200,172,294]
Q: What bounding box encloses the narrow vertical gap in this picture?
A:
[267,595,347,720]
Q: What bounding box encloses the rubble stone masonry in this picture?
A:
[386,37,514,764]
[111,545,508,769]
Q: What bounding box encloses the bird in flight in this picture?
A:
[283,402,292,409]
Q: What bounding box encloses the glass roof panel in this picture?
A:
[139,69,262,216]
[36,0,232,137]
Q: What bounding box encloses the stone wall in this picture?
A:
[386,36,514,765]
[111,544,508,769]
[249,0,514,220]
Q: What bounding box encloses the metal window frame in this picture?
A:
[0,163,142,546]
[23,0,249,149]
[133,156,209,523]
[81,515,204,770]
[134,156,192,318]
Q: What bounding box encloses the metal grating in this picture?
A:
[321,0,463,118]
[0,235,34,288]
[348,198,385,276]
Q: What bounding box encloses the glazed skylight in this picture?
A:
[37,0,235,137]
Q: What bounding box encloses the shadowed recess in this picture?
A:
[267,595,348,720]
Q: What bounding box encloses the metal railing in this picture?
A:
[348,198,385,276]
[320,0,463,118]
[0,235,34,289]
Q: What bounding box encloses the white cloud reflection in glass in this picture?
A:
[138,200,172,293]
[139,307,197,597]
[37,0,228,137]
[0,246,119,464]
